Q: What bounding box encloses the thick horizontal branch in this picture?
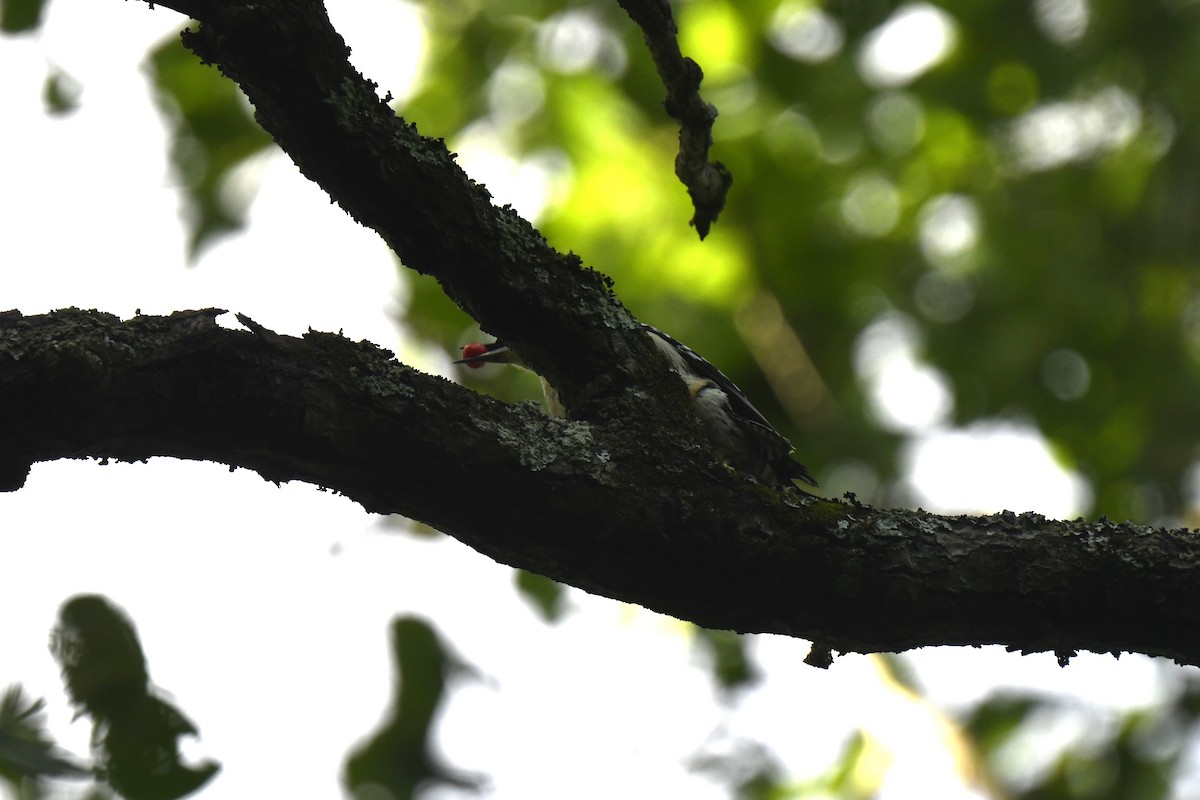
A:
[4,309,1200,669]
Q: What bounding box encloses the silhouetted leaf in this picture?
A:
[344,616,484,800]
[50,595,219,800]
[43,68,81,116]
[514,569,568,622]
[146,34,274,260]
[0,684,91,797]
[0,0,47,34]
[694,628,761,692]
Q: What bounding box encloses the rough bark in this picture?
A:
[159,0,663,424]
[4,0,1198,668]
[3,308,1200,669]
[615,0,732,238]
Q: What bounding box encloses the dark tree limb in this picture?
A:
[4,309,1200,669]
[147,0,672,428]
[133,0,723,513]
[616,0,731,238]
[8,0,1196,671]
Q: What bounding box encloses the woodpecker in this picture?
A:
[456,324,818,489]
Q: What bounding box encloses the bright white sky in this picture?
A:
[0,1,1190,799]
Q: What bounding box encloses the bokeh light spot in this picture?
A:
[914,273,974,323]
[537,9,626,76]
[1041,348,1092,401]
[679,0,748,80]
[1033,0,1090,45]
[918,194,981,271]
[858,3,958,88]
[768,2,844,63]
[1003,87,1141,172]
[841,171,901,238]
[487,60,546,126]
[867,92,926,154]
[855,313,953,433]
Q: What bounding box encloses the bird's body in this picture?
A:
[457,323,817,489]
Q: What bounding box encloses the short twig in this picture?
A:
[617,0,732,239]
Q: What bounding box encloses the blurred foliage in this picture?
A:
[344,616,484,800]
[965,672,1200,799]
[42,67,81,116]
[50,595,219,800]
[694,628,762,693]
[692,730,888,799]
[398,0,1200,523]
[689,738,790,799]
[0,0,47,34]
[514,568,569,621]
[146,34,275,261]
[785,731,885,800]
[877,651,923,695]
[0,684,90,799]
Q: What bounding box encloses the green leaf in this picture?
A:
[146,33,274,260]
[42,68,81,116]
[693,628,761,692]
[964,694,1041,759]
[0,0,48,34]
[49,595,219,800]
[514,569,567,622]
[344,617,484,799]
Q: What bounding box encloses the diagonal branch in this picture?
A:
[148,0,667,425]
[616,0,732,239]
[4,310,1200,669]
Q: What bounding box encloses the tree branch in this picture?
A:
[4,309,1200,668]
[616,0,731,239]
[15,0,1188,670]
[148,0,669,425]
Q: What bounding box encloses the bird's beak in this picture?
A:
[454,341,511,368]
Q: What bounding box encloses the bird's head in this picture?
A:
[455,341,521,369]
